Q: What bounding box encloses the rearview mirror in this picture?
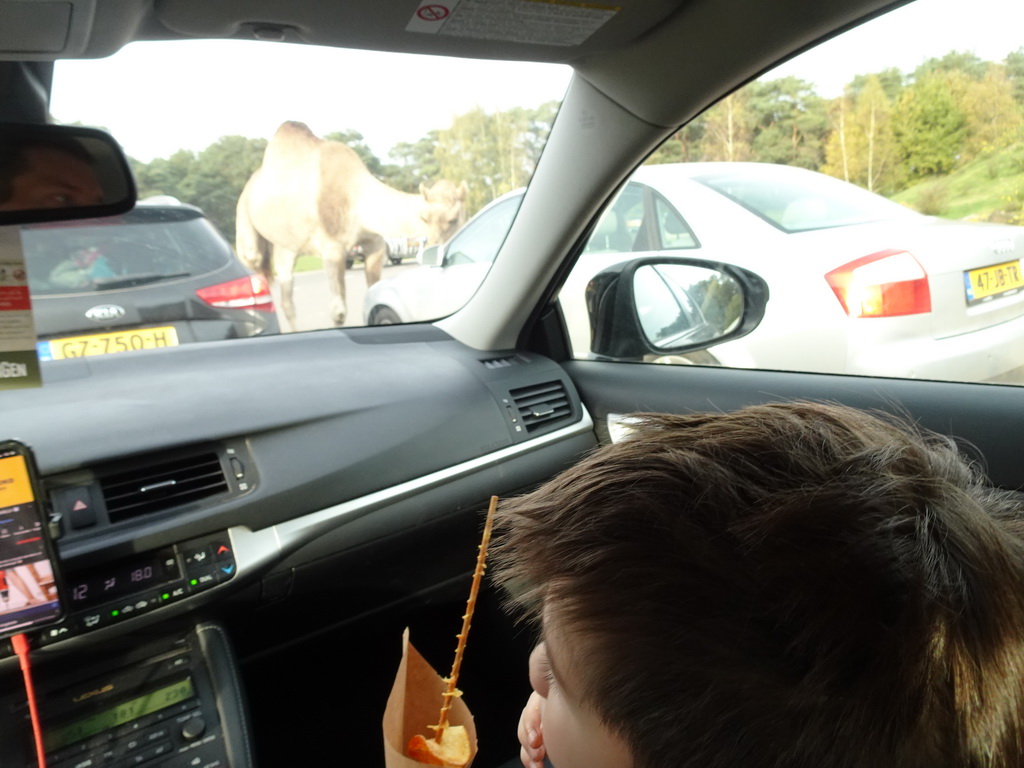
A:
[0,123,136,225]
[586,257,769,361]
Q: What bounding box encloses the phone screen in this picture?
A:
[0,442,63,637]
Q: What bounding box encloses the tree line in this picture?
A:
[131,48,1024,241]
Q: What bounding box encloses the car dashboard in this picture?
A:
[0,324,595,766]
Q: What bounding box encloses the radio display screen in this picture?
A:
[66,549,180,610]
[45,677,195,752]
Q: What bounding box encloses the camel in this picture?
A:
[236,121,468,329]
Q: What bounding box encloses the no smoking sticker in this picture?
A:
[417,4,451,21]
[407,0,460,32]
[406,0,618,45]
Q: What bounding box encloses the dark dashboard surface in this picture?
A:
[1,324,594,659]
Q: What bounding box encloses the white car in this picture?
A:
[366,162,1024,382]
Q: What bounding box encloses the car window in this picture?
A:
[442,194,523,267]
[23,207,233,296]
[43,42,569,346]
[559,0,1024,386]
[690,165,918,232]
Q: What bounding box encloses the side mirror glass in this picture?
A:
[586,257,769,361]
[418,244,443,267]
[633,263,744,349]
[0,124,136,225]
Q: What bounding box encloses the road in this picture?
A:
[270,260,419,331]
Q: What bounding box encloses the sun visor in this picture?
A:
[155,0,685,63]
[0,0,95,59]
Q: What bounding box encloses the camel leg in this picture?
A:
[363,245,386,288]
[320,242,348,326]
[273,247,300,332]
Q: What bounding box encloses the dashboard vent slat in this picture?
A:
[510,380,573,432]
[102,453,228,522]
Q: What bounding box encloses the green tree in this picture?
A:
[388,131,442,192]
[131,136,267,241]
[745,77,828,168]
[822,76,900,193]
[892,72,969,180]
[434,104,555,214]
[847,67,904,101]
[960,64,1024,160]
[914,50,988,82]
[702,92,752,162]
[1006,48,1024,106]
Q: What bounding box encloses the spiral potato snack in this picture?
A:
[407,496,498,767]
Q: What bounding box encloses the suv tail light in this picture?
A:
[196,275,275,312]
[825,249,931,318]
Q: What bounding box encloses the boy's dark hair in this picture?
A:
[491,402,1024,768]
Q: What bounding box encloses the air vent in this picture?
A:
[481,356,517,369]
[102,452,229,523]
[510,380,573,432]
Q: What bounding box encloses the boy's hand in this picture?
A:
[518,691,546,768]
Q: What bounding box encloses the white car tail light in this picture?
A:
[825,249,931,318]
[196,275,275,312]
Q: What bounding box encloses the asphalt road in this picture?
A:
[270,260,419,331]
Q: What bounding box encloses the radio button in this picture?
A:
[158,582,188,606]
[38,620,77,646]
[181,543,213,571]
[180,715,206,742]
[110,592,160,621]
[186,569,218,593]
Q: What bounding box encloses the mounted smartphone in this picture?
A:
[0,441,64,637]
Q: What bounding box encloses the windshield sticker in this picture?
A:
[0,229,42,390]
[406,0,619,46]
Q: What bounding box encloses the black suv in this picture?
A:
[23,202,279,360]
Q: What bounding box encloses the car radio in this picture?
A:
[0,623,253,767]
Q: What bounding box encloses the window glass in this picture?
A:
[23,207,233,296]
[442,195,523,267]
[560,0,1024,385]
[42,41,569,348]
[654,195,699,248]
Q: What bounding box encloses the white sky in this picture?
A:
[49,0,1024,163]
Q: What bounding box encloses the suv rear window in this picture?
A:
[23,206,234,296]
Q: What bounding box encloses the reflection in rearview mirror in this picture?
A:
[0,124,136,225]
[633,264,743,350]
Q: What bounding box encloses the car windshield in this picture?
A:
[690,166,921,233]
[46,41,570,339]
[23,207,232,296]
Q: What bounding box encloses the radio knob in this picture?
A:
[181,716,206,741]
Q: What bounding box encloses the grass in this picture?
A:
[892,145,1024,221]
[294,254,323,272]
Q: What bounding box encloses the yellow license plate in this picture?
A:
[45,327,180,360]
[964,259,1024,304]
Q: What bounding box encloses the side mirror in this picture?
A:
[586,257,769,361]
[0,123,136,225]
[418,244,443,267]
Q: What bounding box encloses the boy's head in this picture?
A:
[492,402,1024,768]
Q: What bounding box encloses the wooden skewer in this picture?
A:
[433,495,499,742]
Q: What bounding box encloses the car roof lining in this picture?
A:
[0,0,911,134]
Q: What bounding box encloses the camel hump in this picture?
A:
[274,120,318,141]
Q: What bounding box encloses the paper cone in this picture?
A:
[383,628,479,768]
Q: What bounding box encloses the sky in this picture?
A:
[49,0,1024,164]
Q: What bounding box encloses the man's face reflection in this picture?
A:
[0,145,104,211]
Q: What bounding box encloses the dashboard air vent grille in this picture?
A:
[510,380,572,432]
[481,356,517,369]
[102,452,228,523]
